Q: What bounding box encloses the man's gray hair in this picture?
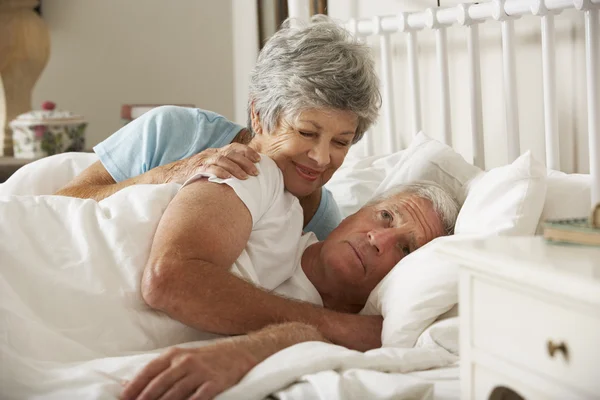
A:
[367,180,460,235]
[247,15,381,143]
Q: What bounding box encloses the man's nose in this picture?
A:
[307,140,331,167]
[367,228,400,255]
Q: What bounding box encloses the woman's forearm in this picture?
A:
[54,161,168,201]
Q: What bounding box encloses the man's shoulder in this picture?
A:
[254,156,282,180]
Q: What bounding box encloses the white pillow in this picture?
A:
[325,152,398,217]
[373,132,482,205]
[455,151,547,236]
[326,132,482,218]
[535,170,592,234]
[361,235,475,348]
[0,152,98,196]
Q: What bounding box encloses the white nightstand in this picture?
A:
[437,236,600,400]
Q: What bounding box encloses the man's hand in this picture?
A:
[120,342,255,400]
[162,143,260,184]
[323,314,383,352]
[120,322,327,400]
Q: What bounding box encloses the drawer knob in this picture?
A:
[547,340,569,360]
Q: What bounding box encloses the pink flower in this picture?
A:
[33,125,46,138]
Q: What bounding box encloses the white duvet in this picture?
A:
[0,159,459,400]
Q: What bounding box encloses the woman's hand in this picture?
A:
[163,142,261,184]
[120,342,256,400]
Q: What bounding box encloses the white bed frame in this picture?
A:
[328,0,600,209]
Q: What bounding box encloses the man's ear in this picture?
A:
[250,104,262,135]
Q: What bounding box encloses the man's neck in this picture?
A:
[301,243,363,314]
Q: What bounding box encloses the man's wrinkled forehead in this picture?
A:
[376,193,413,215]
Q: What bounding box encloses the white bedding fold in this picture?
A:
[1,183,460,399]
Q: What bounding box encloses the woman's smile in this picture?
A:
[294,162,321,182]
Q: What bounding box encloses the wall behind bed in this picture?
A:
[32,0,236,148]
[326,0,589,173]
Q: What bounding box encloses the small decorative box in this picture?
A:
[9,101,87,159]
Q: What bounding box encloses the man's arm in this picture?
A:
[120,322,328,400]
[141,178,382,352]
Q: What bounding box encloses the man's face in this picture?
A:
[318,192,446,305]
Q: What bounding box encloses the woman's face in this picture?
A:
[253,108,359,198]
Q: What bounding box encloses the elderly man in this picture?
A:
[121,156,459,400]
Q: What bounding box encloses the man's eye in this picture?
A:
[380,210,393,221]
[402,246,411,256]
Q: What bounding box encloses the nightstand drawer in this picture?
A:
[470,278,600,396]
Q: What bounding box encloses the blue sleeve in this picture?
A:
[304,187,343,240]
[93,106,243,182]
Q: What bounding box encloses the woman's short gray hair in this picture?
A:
[247,15,381,143]
[367,180,460,235]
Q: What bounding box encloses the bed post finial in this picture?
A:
[492,0,520,21]
[371,15,382,35]
[425,8,440,29]
[457,3,473,26]
[573,0,596,11]
[397,12,411,33]
[346,18,358,37]
[532,0,549,15]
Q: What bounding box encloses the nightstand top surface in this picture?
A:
[437,236,600,303]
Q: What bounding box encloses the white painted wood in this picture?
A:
[466,23,485,169]
[406,31,422,136]
[436,27,452,146]
[350,0,599,36]
[585,9,600,208]
[379,31,397,151]
[541,14,561,170]
[472,363,553,400]
[438,236,600,400]
[472,279,600,395]
[342,0,599,170]
[501,19,521,162]
[459,270,474,399]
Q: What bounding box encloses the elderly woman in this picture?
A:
[55,16,381,240]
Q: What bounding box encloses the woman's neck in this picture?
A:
[232,128,254,145]
[299,190,322,228]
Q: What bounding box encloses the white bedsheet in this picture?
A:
[2,324,459,400]
[1,182,459,399]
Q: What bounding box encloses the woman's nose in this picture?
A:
[307,141,330,167]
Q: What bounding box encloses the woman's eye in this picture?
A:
[334,140,351,147]
[299,131,316,138]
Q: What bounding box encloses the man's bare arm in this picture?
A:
[121,322,328,400]
[142,179,382,352]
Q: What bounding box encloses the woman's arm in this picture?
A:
[54,161,164,201]
[54,144,260,201]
